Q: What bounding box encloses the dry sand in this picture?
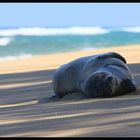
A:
[0,44,140,137]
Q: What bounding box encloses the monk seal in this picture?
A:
[52,52,136,98]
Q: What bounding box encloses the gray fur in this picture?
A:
[52,52,136,98]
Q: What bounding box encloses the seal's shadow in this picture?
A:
[38,63,140,103]
[38,62,140,104]
[38,89,140,104]
[38,92,89,104]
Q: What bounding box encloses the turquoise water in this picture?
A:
[0,26,140,60]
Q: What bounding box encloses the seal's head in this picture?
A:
[83,71,121,98]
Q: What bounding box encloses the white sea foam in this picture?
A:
[0,54,32,61]
[0,37,12,46]
[122,26,140,33]
[0,26,109,36]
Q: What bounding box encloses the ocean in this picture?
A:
[0,26,140,61]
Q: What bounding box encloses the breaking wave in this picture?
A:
[0,37,12,46]
[122,26,140,33]
[0,26,110,36]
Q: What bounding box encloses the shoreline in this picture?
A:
[0,44,140,74]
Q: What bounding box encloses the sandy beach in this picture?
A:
[0,44,140,137]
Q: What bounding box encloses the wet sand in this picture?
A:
[0,45,140,137]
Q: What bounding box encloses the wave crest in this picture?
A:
[0,26,109,36]
[122,26,140,33]
[0,37,12,46]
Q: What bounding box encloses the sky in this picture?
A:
[0,3,140,28]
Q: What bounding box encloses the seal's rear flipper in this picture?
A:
[48,95,60,100]
[38,95,61,104]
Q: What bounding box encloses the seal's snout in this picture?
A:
[83,71,118,98]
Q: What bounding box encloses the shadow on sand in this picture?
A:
[0,63,140,137]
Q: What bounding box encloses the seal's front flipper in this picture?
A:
[107,52,127,64]
[97,52,127,64]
